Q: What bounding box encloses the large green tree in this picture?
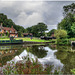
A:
[57,3,75,38]
[47,29,56,36]
[71,22,75,36]
[26,23,48,37]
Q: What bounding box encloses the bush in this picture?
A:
[57,39,70,45]
[55,30,67,39]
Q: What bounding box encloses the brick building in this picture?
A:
[23,33,33,37]
[0,23,18,37]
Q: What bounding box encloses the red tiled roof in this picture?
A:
[3,27,16,33]
[23,33,32,35]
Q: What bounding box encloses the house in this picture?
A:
[0,23,18,37]
[23,33,33,37]
[50,32,56,39]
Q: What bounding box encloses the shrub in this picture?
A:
[57,39,70,45]
[55,30,67,39]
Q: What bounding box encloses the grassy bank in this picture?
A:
[49,39,72,45]
[15,37,50,42]
[0,37,50,42]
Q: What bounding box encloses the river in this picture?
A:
[0,44,75,74]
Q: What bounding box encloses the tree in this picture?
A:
[63,3,75,16]
[2,33,5,36]
[47,29,56,36]
[26,22,48,37]
[6,31,9,37]
[55,30,67,39]
[71,22,75,35]
[57,3,75,38]
[37,23,48,33]
[18,31,23,37]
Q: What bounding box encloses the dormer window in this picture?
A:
[15,31,17,33]
[10,31,12,33]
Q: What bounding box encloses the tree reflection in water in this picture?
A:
[0,44,75,74]
[0,45,25,66]
[55,45,75,74]
[26,46,47,58]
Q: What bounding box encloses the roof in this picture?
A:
[23,33,32,35]
[3,27,16,33]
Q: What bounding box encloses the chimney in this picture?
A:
[0,23,3,27]
[11,26,13,28]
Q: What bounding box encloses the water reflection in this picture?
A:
[10,45,63,72]
[26,46,48,58]
[55,45,75,74]
[0,44,75,74]
[0,45,25,66]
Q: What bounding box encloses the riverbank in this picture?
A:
[49,38,74,45]
[0,37,50,42]
[15,37,50,42]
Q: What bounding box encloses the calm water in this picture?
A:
[0,44,75,74]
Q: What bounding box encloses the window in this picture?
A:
[15,31,17,33]
[0,29,2,32]
[15,35,17,37]
[10,31,12,33]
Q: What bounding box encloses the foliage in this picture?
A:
[49,39,57,44]
[71,22,75,35]
[6,31,9,37]
[57,3,75,38]
[25,23,48,37]
[54,30,67,39]
[63,3,75,16]
[18,31,23,37]
[47,29,56,36]
[71,68,75,74]
[57,39,70,45]
[2,33,4,36]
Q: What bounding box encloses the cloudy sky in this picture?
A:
[0,0,75,31]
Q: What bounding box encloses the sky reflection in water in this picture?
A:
[10,46,63,72]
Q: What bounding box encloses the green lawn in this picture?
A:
[15,37,50,42]
[0,37,50,42]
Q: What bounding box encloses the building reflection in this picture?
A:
[0,45,25,66]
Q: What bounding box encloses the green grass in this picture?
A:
[0,38,9,40]
[15,37,50,42]
[0,37,50,42]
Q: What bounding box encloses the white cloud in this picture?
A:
[0,1,74,30]
[15,12,43,28]
[0,1,14,9]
